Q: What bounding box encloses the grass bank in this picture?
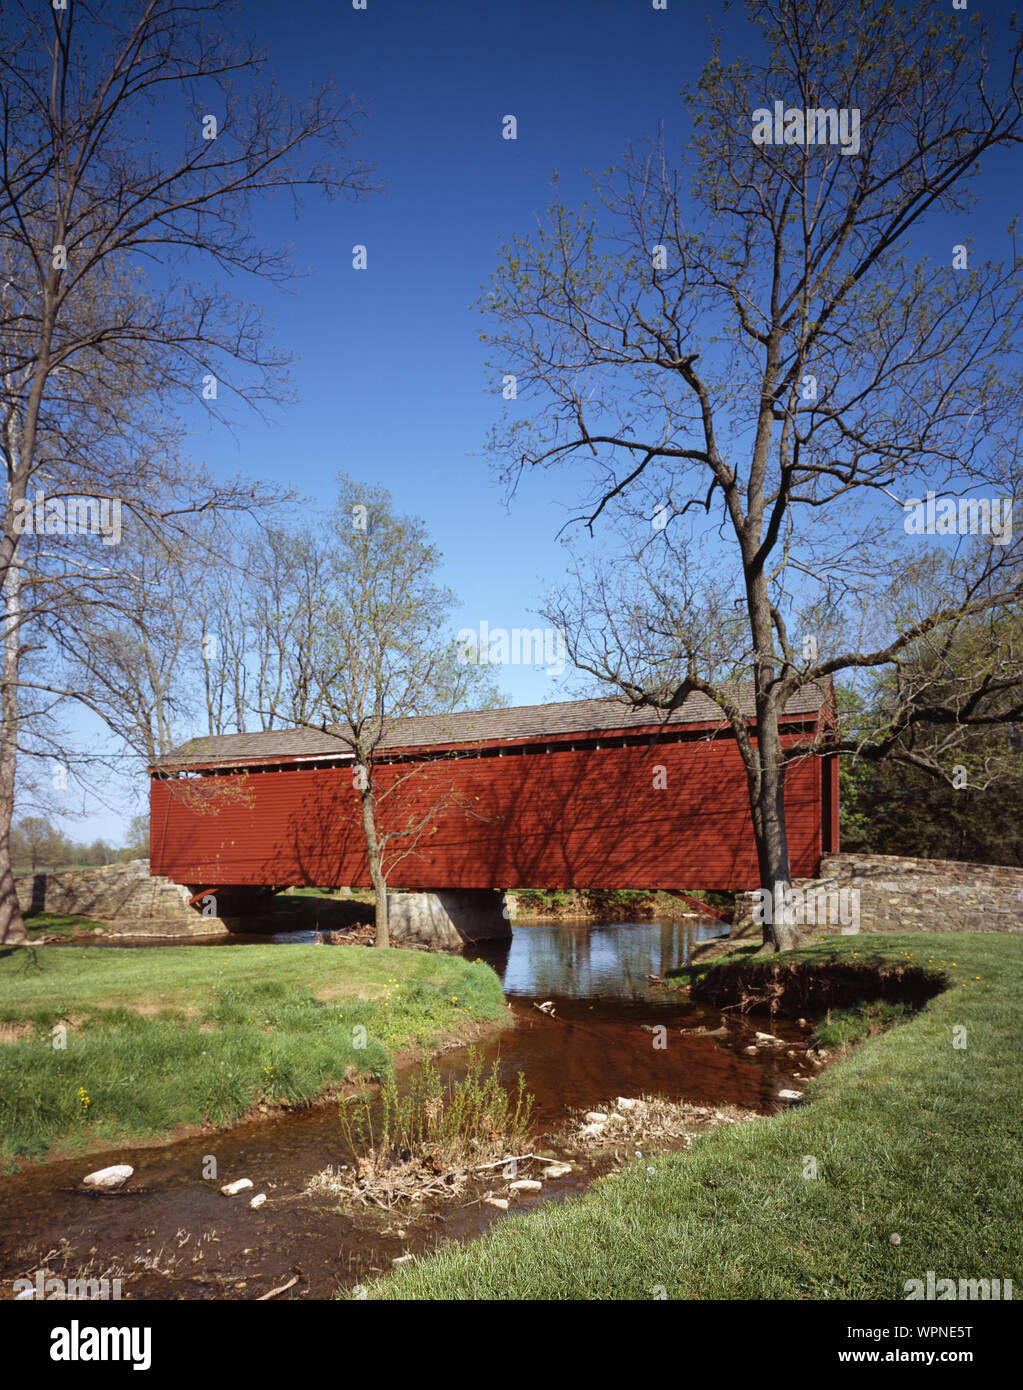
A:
[0,943,507,1168]
[25,911,109,940]
[361,932,1022,1299]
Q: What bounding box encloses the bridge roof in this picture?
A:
[155,681,830,772]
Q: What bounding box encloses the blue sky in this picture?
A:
[54,0,1019,840]
[194,0,729,705]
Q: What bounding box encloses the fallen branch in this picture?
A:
[258,1274,299,1301]
[468,1153,549,1172]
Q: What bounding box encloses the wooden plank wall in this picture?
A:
[150,730,825,892]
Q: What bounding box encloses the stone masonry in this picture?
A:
[733,853,1023,935]
[15,859,224,937]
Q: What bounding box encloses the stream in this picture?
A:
[0,919,814,1300]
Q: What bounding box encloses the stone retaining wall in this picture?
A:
[733,853,1023,935]
[15,860,224,937]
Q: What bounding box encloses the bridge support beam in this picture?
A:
[386,890,512,950]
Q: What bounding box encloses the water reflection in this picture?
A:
[472,918,730,1004]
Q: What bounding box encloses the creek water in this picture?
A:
[0,919,813,1300]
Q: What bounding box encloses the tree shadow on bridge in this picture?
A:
[152,721,824,903]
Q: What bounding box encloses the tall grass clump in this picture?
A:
[339,1050,533,1173]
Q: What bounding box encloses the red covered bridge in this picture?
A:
[149,683,839,899]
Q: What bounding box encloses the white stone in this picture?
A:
[509,1179,542,1192]
[755,1032,783,1044]
[578,1122,606,1139]
[777,1089,803,1102]
[484,1197,509,1210]
[82,1164,133,1189]
[584,1111,609,1123]
[541,1163,573,1179]
[220,1178,254,1196]
[615,1097,639,1110]
[249,1193,267,1209]
[392,1253,414,1265]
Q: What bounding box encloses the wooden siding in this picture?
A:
[150,728,826,892]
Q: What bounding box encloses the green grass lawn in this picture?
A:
[24,910,109,940]
[361,932,1022,1300]
[0,943,507,1168]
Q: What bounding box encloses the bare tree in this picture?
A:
[128,484,502,947]
[482,0,1023,949]
[247,525,334,732]
[252,477,503,949]
[0,0,375,943]
[53,520,201,763]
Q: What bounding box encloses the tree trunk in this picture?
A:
[742,540,806,955]
[755,706,804,953]
[357,774,389,949]
[0,818,26,945]
[0,559,26,945]
[372,882,388,950]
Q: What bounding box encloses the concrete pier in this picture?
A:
[386,889,513,949]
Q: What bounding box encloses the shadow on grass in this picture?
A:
[689,953,946,1017]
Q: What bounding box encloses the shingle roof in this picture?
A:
[155,681,828,770]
